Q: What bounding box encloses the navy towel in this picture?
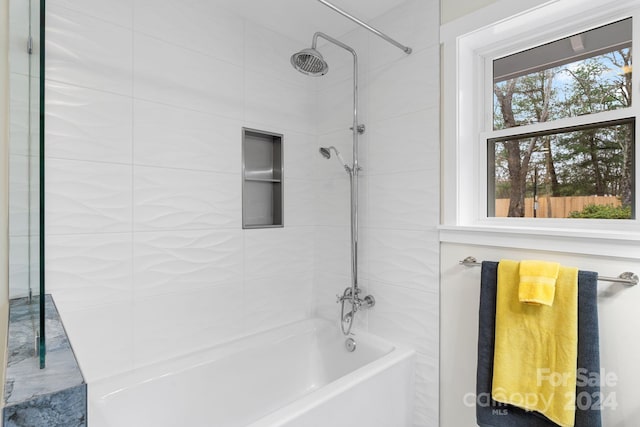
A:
[476,261,602,427]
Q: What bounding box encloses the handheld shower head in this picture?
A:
[319,147,331,159]
[319,146,350,174]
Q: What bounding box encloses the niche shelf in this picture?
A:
[242,128,283,229]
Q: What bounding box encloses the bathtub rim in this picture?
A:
[89,316,416,424]
[246,332,415,427]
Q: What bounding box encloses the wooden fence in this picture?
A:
[494,195,621,218]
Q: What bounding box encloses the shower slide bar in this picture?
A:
[317,0,412,54]
[459,256,639,286]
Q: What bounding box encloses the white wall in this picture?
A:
[313,1,440,425]
[0,0,10,401]
[440,242,640,426]
[44,0,318,382]
[439,1,640,426]
[440,0,498,23]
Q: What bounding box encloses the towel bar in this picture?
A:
[459,256,639,286]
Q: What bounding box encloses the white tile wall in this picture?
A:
[46,233,133,310]
[244,272,313,333]
[47,5,133,96]
[45,5,318,383]
[133,0,243,65]
[46,81,133,164]
[133,166,240,230]
[244,71,316,134]
[133,230,243,298]
[133,33,243,119]
[46,158,132,235]
[132,283,244,367]
[43,0,440,425]
[313,1,440,426]
[50,0,133,29]
[133,100,241,173]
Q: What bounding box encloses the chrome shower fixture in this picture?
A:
[292,31,375,336]
[290,48,328,76]
[319,146,350,173]
[316,0,412,54]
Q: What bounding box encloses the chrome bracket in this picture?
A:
[618,272,639,285]
[350,124,365,134]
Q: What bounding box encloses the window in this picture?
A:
[489,19,634,219]
[441,0,640,242]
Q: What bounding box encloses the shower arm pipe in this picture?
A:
[317,0,412,54]
[312,31,361,306]
[311,31,359,173]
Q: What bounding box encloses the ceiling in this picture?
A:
[215,0,409,44]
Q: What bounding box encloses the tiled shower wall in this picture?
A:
[44,0,318,382]
[42,0,440,425]
[312,1,440,425]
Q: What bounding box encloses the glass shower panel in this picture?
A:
[8,0,45,367]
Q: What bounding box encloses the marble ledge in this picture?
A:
[3,295,87,427]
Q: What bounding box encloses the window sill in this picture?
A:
[438,224,640,259]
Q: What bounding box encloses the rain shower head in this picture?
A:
[290,48,329,76]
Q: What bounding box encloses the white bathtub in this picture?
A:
[89,318,415,427]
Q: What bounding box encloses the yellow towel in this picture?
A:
[519,260,560,306]
[492,259,578,427]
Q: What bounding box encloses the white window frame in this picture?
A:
[440,0,640,258]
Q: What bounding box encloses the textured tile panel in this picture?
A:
[283,179,317,227]
[46,81,133,164]
[367,228,439,292]
[46,159,132,234]
[46,5,133,96]
[243,227,314,279]
[51,0,132,28]
[133,229,243,298]
[368,46,439,122]
[244,272,313,334]
[367,0,440,68]
[244,71,316,134]
[314,175,351,227]
[281,131,316,180]
[133,284,244,367]
[133,33,243,119]
[134,166,240,230]
[368,170,438,230]
[244,24,316,88]
[366,109,439,175]
[46,233,133,310]
[133,0,243,65]
[314,226,351,277]
[133,100,240,173]
[368,282,437,356]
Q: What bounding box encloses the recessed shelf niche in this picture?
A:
[242,128,283,229]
